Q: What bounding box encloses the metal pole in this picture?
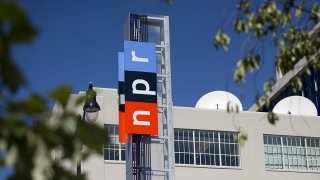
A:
[77,111,85,176]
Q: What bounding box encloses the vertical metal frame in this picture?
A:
[280,137,285,169]
[147,15,175,180]
[305,138,310,171]
[218,132,222,166]
[124,14,175,180]
[164,15,175,180]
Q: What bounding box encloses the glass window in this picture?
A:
[175,129,240,167]
[264,135,320,172]
[104,125,125,161]
[104,124,241,168]
[147,21,163,45]
[264,135,283,169]
[175,129,194,165]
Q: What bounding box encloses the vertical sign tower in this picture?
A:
[120,14,175,180]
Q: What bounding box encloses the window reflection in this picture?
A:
[104,125,125,161]
[175,129,240,167]
[104,124,241,168]
[264,135,320,171]
[147,22,163,45]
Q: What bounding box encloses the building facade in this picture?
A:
[52,88,320,180]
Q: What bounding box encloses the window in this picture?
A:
[104,125,241,167]
[174,129,194,165]
[104,125,125,161]
[147,20,163,45]
[264,135,320,171]
[147,22,162,45]
[174,129,240,167]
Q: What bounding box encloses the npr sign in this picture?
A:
[118,41,158,141]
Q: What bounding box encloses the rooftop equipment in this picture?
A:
[272,96,318,116]
[195,91,243,111]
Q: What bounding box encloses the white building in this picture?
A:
[52,88,320,180]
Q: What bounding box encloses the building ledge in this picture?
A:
[175,164,242,170]
[266,168,320,174]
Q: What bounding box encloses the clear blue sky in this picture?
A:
[13,0,276,110]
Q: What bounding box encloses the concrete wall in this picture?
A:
[54,88,320,180]
[81,88,120,179]
[173,106,320,180]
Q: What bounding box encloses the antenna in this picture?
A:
[272,96,318,116]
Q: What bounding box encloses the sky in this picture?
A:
[12,0,277,110]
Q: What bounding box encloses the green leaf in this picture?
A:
[261,94,270,108]
[290,77,303,92]
[237,0,251,14]
[60,115,77,135]
[1,58,26,93]
[214,29,230,51]
[6,94,47,114]
[236,130,248,147]
[263,79,274,93]
[254,94,261,107]
[5,145,18,166]
[234,18,248,33]
[234,61,245,83]
[234,54,261,83]
[50,85,71,107]
[165,0,173,5]
[295,7,302,18]
[75,95,86,106]
[267,112,279,125]
[27,94,47,113]
[0,1,38,43]
[75,119,107,154]
[52,164,86,180]
[32,138,52,180]
[305,68,311,76]
[310,4,320,23]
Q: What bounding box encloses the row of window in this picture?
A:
[174,129,240,167]
[104,125,320,172]
[264,135,320,171]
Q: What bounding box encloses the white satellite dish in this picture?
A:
[195,91,243,111]
[272,96,318,116]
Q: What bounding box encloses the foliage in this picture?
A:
[165,0,173,5]
[0,1,107,179]
[213,0,320,123]
[236,130,248,147]
[163,0,319,143]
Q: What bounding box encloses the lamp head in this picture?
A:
[83,82,100,122]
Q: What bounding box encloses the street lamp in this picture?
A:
[83,82,101,123]
[77,82,101,175]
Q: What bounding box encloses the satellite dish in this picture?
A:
[272,96,318,116]
[195,91,243,111]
